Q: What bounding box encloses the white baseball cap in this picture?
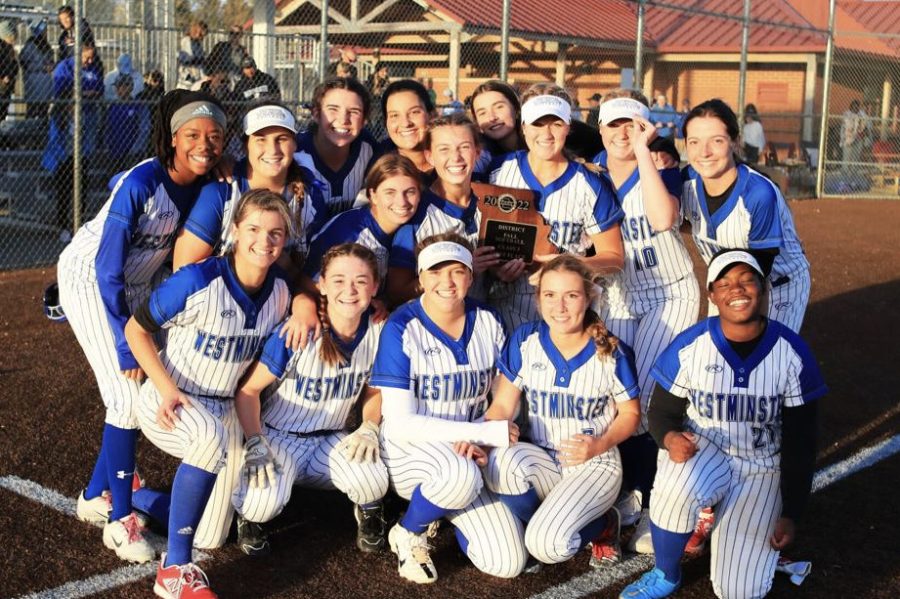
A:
[243,105,298,136]
[598,97,650,125]
[706,249,764,287]
[521,95,572,125]
[417,241,473,274]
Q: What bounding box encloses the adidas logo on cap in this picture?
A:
[192,105,215,116]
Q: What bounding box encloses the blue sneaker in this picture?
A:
[619,568,680,598]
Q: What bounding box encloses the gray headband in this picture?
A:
[170,101,227,134]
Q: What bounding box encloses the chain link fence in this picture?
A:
[0,1,897,270]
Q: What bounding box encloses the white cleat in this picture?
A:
[616,490,643,527]
[626,509,654,554]
[77,490,111,523]
[388,523,438,584]
[103,513,155,563]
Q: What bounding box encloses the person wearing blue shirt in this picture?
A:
[649,94,677,139]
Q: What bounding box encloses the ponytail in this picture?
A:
[584,309,618,360]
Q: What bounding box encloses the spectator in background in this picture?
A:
[329,47,359,79]
[57,6,95,62]
[134,70,163,155]
[649,93,677,139]
[104,53,143,101]
[20,19,54,119]
[0,21,18,123]
[44,40,103,239]
[367,62,390,137]
[861,101,876,161]
[177,20,207,89]
[424,77,437,106]
[209,25,248,84]
[741,103,765,164]
[104,75,143,178]
[841,99,865,174]
[586,93,602,129]
[674,98,691,158]
[441,88,463,115]
[201,62,241,154]
[233,56,280,102]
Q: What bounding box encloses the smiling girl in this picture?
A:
[126,190,293,599]
[58,89,226,564]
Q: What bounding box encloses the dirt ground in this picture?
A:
[1,198,898,598]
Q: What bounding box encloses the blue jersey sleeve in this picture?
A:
[94,174,154,370]
[302,213,352,280]
[147,261,215,327]
[781,326,828,404]
[303,177,331,246]
[497,323,534,385]
[258,324,296,379]
[744,177,783,250]
[650,322,706,398]
[183,181,230,246]
[389,223,417,270]
[589,173,626,231]
[369,315,412,390]
[660,167,683,200]
[612,342,640,401]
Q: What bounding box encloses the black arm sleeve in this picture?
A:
[753,247,780,278]
[648,384,689,449]
[780,402,818,520]
[132,298,162,334]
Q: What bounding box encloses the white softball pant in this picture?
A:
[137,384,242,549]
[650,435,782,599]
[485,442,622,564]
[382,438,527,578]
[233,426,389,523]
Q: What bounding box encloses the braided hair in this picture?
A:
[534,254,618,360]
[153,89,224,171]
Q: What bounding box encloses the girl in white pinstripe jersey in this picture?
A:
[488,83,625,331]
[481,255,640,567]
[58,90,226,565]
[592,90,700,554]
[371,233,526,583]
[232,243,389,555]
[126,190,292,599]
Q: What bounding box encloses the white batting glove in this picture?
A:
[242,434,280,489]
[338,421,380,463]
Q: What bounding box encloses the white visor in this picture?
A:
[707,250,764,287]
[598,97,650,125]
[417,242,474,274]
[243,105,298,136]
[521,95,571,125]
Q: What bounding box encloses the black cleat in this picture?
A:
[237,516,271,557]
[354,503,387,553]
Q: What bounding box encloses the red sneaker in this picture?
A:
[154,554,218,599]
[685,507,715,557]
[589,507,621,567]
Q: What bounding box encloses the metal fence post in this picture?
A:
[319,0,329,83]
[73,0,83,232]
[737,0,751,136]
[500,0,511,82]
[634,0,645,87]
[816,0,837,198]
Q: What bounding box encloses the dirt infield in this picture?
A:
[1,198,899,599]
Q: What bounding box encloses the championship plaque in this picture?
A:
[472,182,555,264]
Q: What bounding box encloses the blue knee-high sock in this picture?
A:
[102,424,138,521]
[400,486,449,534]
[84,438,109,499]
[454,526,470,554]
[132,487,171,525]
[650,522,692,583]
[577,514,609,550]
[166,463,217,567]
[497,487,540,524]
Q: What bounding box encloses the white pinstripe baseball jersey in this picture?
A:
[370,298,506,423]
[594,153,694,291]
[389,188,482,270]
[303,207,393,283]
[651,317,826,463]
[183,159,329,258]
[499,321,639,452]
[681,164,809,280]
[295,129,379,217]
[144,256,290,398]
[488,152,624,326]
[258,312,383,433]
